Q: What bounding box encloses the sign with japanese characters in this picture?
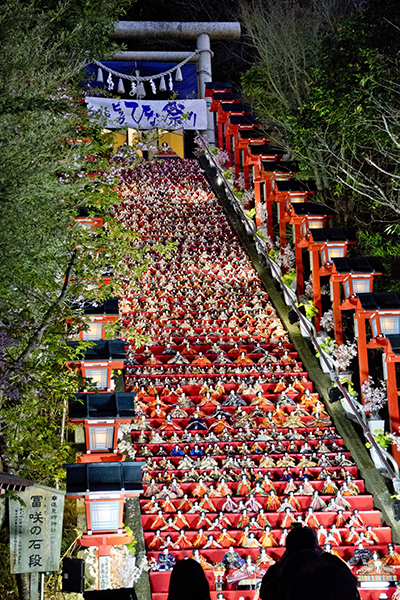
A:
[9,485,65,573]
[86,97,207,130]
[98,555,111,590]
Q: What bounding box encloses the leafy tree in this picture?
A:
[0,2,175,597]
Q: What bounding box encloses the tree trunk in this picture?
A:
[16,573,30,600]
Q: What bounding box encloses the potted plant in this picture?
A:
[281,268,297,306]
[296,299,318,337]
[332,340,357,378]
[267,238,282,281]
[314,335,337,373]
[360,377,389,469]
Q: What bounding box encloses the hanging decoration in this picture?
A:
[107,73,114,91]
[91,51,199,98]
[129,82,137,97]
[175,66,183,82]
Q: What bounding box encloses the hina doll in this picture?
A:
[245,495,263,512]
[317,524,328,545]
[161,496,177,513]
[193,528,208,548]
[173,510,190,530]
[193,478,209,497]
[259,526,277,548]
[226,556,265,587]
[382,544,400,565]
[199,493,216,512]
[149,530,164,550]
[176,529,192,549]
[216,528,237,548]
[328,525,342,546]
[161,535,180,550]
[303,507,320,529]
[176,494,193,512]
[243,532,262,548]
[255,548,276,569]
[203,534,223,549]
[152,548,176,571]
[192,548,214,570]
[151,510,167,530]
[265,490,282,511]
[236,475,252,496]
[346,509,365,530]
[222,494,238,513]
[144,479,160,498]
[280,508,296,529]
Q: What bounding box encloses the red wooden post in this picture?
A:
[331,276,344,345]
[293,222,304,297]
[311,248,322,332]
[386,356,400,463]
[355,309,370,386]
[278,202,287,251]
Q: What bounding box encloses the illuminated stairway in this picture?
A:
[116,158,398,600]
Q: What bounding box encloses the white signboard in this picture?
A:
[9,485,65,573]
[86,97,207,130]
[98,555,111,590]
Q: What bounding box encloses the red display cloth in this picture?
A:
[117,160,394,599]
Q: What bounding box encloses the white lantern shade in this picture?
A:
[83,322,103,341]
[89,500,120,531]
[371,313,400,337]
[88,425,115,451]
[85,368,108,389]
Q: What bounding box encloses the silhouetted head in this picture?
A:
[285,526,320,555]
[168,558,211,600]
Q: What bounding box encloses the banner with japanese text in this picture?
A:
[9,485,65,573]
[86,97,207,130]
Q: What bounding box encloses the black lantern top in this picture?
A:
[356,292,400,311]
[205,82,232,91]
[275,180,316,193]
[0,471,35,491]
[68,340,126,361]
[231,116,259,127]
[64,462,144,495]
[331,256,383,274]
[213,92,241,101]
[289,202,334,217]
[220,102,251,112]
[249,143,284,156]
[386,334,400,355]
[261,161,297,173]
[310,227,356,243]
[68,393,136,420]
[82,297,119,316]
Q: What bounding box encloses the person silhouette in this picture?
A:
[167,558,211,600]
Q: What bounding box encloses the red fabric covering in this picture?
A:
[116,159,395,599]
